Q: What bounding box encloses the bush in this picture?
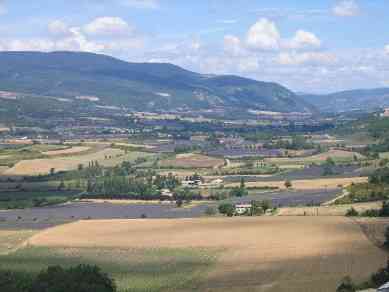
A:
[336,276,356,292]
[218,203,235,217]
[204,206,217,216]
[345,207,359,217]
[30,265,116,292]
[0,265,116,292]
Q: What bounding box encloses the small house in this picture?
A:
[160,189,174,198]
[235,204,252,215]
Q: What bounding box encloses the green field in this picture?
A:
[0,246,217,292]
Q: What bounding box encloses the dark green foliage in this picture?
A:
[30,265,116,292]
[336,276,356,292]
[369,168,389,185]
[345,207,359,217]
[0,271,32,292]
[0,265,116,292]
[370,260,389,288]
[204,206,217,216]
[218,203,235,217]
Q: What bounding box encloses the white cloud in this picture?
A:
[217,19,238,24]
[246,18,280,50]
[121,0,158,9]
[333,0,359,17]
[385,45,389,55]
[48,20,72,37]
[84,17,133,36]
[277,52,336,65]
[224,35,244,56]
[287,30,321,49]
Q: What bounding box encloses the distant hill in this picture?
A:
[300,88,389,113]
[0,51,312,113]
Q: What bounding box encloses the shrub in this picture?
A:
[345,207,359,217]
[336,276,356,292]
[30,265,116,292]
[284,180,292,189]
[218,203,235,217]
[204,206,217,216]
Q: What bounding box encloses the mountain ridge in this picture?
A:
[0,51,311,113]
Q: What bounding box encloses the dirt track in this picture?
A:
[28,216,386,292]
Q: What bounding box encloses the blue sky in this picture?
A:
[0,0,389,93]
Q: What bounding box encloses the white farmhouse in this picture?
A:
[235,204,252,215]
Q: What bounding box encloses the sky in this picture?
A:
[0,0,389,93]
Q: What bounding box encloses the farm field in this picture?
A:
[0,229,37,254]
[41,146,91,156]
[3,148,153,176]
[159,153,225,169]
[226,176,368,190]
[20,217,387,292]
[265,149,364,166]
[277,201,383,216]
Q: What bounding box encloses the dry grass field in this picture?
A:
[4,148,152,176]
[41,146,91,156]
[226,176,368,190]
[277,201,383,216]
[27,217,386,292]
[159,154,225,169]
[0,229,37,255]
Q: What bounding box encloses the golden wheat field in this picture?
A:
[27,216,386,292]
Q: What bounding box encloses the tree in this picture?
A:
[78,164,84,171]
[218,203,235,217]
[345,207,359,217]
[49,168,55,176]
[336,276,356,292]
[29,265,116,292]
[284,180,292,189]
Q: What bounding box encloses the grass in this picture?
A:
[0,190,79,210]
[0,229,37,254]
[277,201,383,216]
[0,246,217,292]
[265,149,364,166]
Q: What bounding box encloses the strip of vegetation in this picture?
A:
[0,264,116,292]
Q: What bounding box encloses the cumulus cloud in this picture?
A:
[84,17,133,36]
[333,0,360,17]
[286,30,321,49]
[121,0,158,9]
[246,18,280,50]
